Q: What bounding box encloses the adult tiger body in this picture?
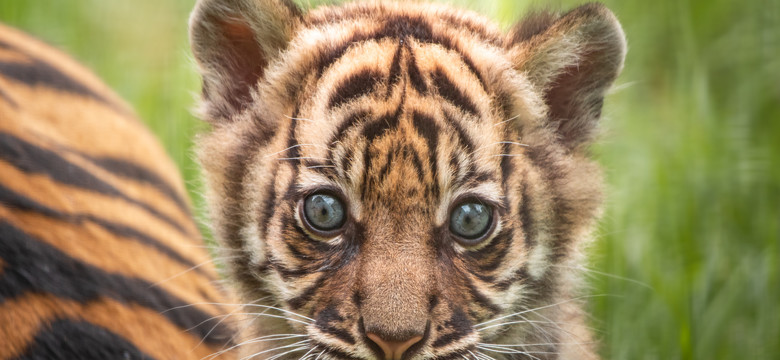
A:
[0,25,235,359]
[190,1,625,360]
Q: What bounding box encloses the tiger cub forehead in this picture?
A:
[220,1,539,217]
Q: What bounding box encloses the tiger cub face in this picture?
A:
[190,1,625,359]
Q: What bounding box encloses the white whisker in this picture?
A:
[150,255,239,288]
[480,346,543,359]
[265,346,310,360]
[276,156,331,162]
[477,346,545,360]
[263,144,320,159]
[552,264,653,290]
[204,334,308,360]
[241,312,313,326]
[475,295,601,328]
[285,115,318,123]
[314,350,325,360]
[238,340,309,360]
[479,341,591,348]
[165,302,315,322]
[299,345,319,360]
[490,154,525,157]
[493,113,522,127]
[242,303,316,322]
[494,141,529,147]
[478,319,557,332]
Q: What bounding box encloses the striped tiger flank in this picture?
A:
[190,1,625,360]
[0,25,236,359]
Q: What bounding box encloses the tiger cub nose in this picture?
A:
[366,332,423,360]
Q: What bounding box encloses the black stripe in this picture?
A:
[432,68,479,116]
[288,222,321,260]
[13,319,157,360]
[493,266,530,291]
[500,140,515,190]
[376,15,487,91]
[361,111,401,143]
[376,150,395,182]
[328,110,370,151]
[443,111,475,153]
[0,183,214,281]
[315,306,356,345]
[258,162,279,247]
[523,146,575,263]
[519,176,536,249]
[471,171,495,184]
[220,128,270,295]
[432,307,472,348]
[0,40,123,112]
[0,132,191,236]
[313,16,487,92]
[268,257,311,280]
[328,68,383,109]
[386,44,403,97]
[467,228,512,273]
[361,141,373,199]
[549,196,575,263]
[287,274,326,309]
[377,143,426,183]
[222,128,267,250]
[312,16,435,76]
[284,239,311,262]
[407,46,428,93]
[411,111,439,196]
[407,145,425,180]
[286,109,301,160]
[471,272,495,283]
[445,120,477,189]
[307,5,501,46]
[463,275,501,315]
[360,105,404,197]
[83,155,192,217]
[280,105,303,210]
[0,221,233,346]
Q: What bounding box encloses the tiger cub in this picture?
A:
[0,25,235,359]
[190,0,625,359]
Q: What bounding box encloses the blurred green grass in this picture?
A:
[2,0,777,358]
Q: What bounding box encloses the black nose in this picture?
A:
[366,332,423,360]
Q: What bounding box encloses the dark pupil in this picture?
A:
[451,203,490,239]
[304,194,344,230]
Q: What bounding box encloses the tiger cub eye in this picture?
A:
[303,193,346,232]
[450,202,493,242]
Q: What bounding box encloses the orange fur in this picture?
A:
[0,24,236,359]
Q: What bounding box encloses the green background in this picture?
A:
[1,0,778,358]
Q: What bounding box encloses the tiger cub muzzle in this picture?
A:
[303,190,484,360]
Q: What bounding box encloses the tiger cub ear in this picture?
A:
[189,0,302,121]
[506,4,626,150]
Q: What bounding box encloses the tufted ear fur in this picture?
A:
[189,0,301,121]
[507,3,626,150]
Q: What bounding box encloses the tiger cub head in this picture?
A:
[190,0,625,359]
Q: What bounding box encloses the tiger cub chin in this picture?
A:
[190,0,625,359]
